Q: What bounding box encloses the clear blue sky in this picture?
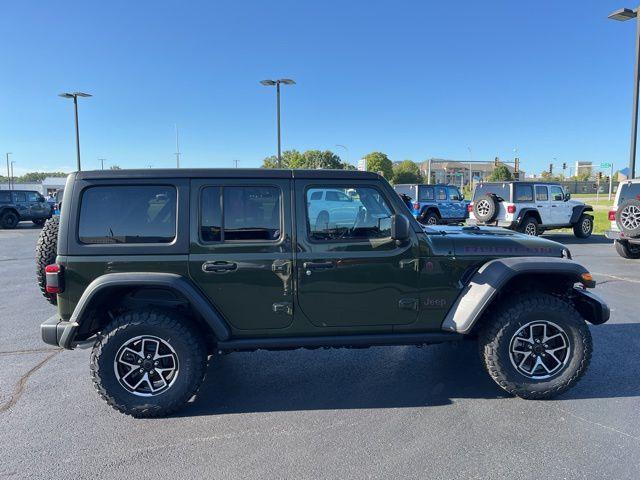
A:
[0,0,637,175]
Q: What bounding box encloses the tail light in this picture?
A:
[507,205,516,214]
[45,264,64,294]
[467,203,473,213]
[413,202,420,211]
[608,210,616,221]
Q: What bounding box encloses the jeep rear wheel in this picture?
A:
[420,210,440,226]
[478,293,592,399]
[91,309,208,418]
[614,239,640,259]
[1,210,19,229]
[519,216,539,236]
[573,214,593,239]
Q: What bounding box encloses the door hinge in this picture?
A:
[399,258,420,271]
[272,302,293,315]
[398,298,419,311]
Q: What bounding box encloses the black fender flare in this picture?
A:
[441,257,602,334]
[58,272,231,348]
[570,205,593,224]
[420,205,440,219]
[515,208,542,227]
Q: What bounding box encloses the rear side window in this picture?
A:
[473,183,510,200]
[14,192,26,202]
[619,183,640,202]
[79,185,177,244]
[417,186,434,202]
[200,186,281,242]
[514,184,534,202]
[0,192,9,202]
[435,186,447,200]
[535,186,548,201]
[28,192,40,202]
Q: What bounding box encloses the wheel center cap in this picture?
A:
[142,359,154,371]
[533,344,545,354]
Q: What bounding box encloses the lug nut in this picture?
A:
[154,361,159,366]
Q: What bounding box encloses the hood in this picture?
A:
[422,225,568,258]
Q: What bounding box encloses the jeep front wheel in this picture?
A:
[91,309,208,417]
[573,214,593,239]
[478,293,592,399]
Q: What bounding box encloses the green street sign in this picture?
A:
[600,162,612,169]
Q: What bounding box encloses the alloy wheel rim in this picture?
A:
[509,321,570,380]
[524,223,537,236]
[476,200,490,216]
[113,335,179,397]
[620,205,640,230]
[581,218,592,234]
[427,216,437,225]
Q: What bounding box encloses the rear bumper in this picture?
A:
[41,315,78,349]
[605,230,640,244]
[467,219,517,229]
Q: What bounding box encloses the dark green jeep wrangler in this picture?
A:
[39,169,609,417]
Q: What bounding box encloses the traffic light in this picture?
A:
[597,171,603,181]
[562,162,567,171]
[514,157,520,173]
[549,163,553,175]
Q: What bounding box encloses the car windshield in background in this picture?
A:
[619,183,640,202]
[473,183,510,200]
[79,185,177,244]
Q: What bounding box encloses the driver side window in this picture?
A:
[306,186,392,241]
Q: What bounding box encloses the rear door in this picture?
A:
[295,179,421,329]
[188,178,294,332]
[534,185,551,224]
[11,191,28,219]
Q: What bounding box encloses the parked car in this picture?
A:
[0,189,52,228]
[39,169,608,417]
[468,181,594,238]
[605,179,640,259]
[393,183,468,225]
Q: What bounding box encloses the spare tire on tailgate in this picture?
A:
[616,199,640,239]
[473,194,500,222]
[35,216,59,305]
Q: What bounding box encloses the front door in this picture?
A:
[27,192,48,219]
[295,180,421,328]
[549,185,570,225]
[188,179,294,331]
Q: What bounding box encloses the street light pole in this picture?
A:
[59,92,92,171]
[260,79,295,168]
[10,161,15,189]
[99,158,106,170]
[609,6,640,178]
[5,153,11,190]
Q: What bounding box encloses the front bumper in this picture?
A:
[572,288,610,325]
[41,315,78,349]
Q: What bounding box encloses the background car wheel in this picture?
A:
[35,216,59,305]
[573,214,593,239]
[1,211,19,229]
[472,194,499,222]
[519,216,539,236]
[478,293,592,399]
[91,309,207,418]
[32,218,47,227]
[420,210,440,226]
[616,199,640,239]
[614,239,640,259]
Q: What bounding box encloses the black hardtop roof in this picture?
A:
[75,168,382,181]
[477,181,565,187]
[1,189,41,194]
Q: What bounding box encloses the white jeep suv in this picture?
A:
[468,181,593,238]
[605,179,640,259]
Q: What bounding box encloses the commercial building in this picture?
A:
[419,158,521,186]
[0,176,67,195]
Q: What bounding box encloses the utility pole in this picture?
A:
[99,158,106,170]
[10,161,15,188]
[5,153,11,190]
[233,159,240,168]
[174,124,181,168]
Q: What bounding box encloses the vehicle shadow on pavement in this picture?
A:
[177,322,640,417]
[541,233,612,246]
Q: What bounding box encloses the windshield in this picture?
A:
[473,183,510,201]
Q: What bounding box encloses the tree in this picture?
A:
[576,168,592,181]
[261,149,349,169]
[109,165,122,170]
[488,165,513,181]
[262,150,305,168]
[392,160,423,184]
[363,151,393,180]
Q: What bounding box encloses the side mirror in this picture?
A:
[391,214,411,242]
[564,192,571,201]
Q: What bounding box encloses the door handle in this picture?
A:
[202,261,237,273]
[551,205,558,208]
[303,261,334,271]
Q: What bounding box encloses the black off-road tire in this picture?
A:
[572,214,593,239]
[616,199,640,238]
[91,309,208,418]
[35,216,59,305]
[478,293,592,400]
[473,194,499,223]
[420,210,440,226]
[518,216,539,236]
[614,240,640,259]
[1,210,19,229]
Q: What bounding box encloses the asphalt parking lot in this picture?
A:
[1,224,639,480]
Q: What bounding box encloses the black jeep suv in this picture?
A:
[0,189,52,228]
